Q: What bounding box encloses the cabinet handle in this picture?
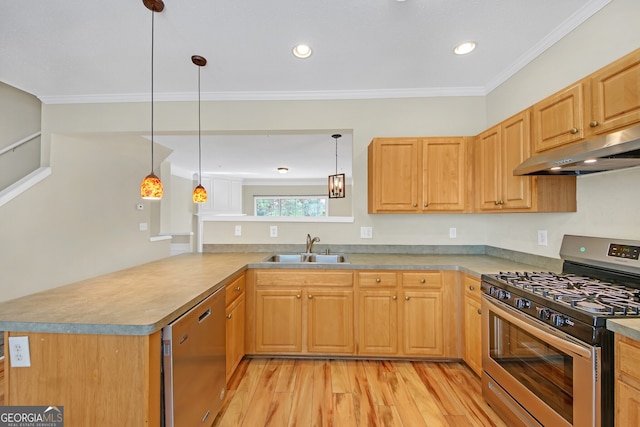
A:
[308,294,313,299]
[235,286,241,292]
[296,294,301,299]
[376,278,381,283]
[570,127,579,134]
[477,309,482,315]
[590,121,599,128]
[405,296,411,301]
[469,286,475,291]
[392,295,397,300]
[226,313,232,319]
[420,278,426,284]
[413,203,418,207]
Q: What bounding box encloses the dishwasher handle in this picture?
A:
[198,308,211,323]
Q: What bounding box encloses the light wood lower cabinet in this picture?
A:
[0,356,4,405]
[252,269,355,355]
[462,275,482,376]
[225,273,246,382]
[615,334,640,426]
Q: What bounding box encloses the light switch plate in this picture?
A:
[235,225,242,236]
[9,336,31,367]
[360,227,373,239]
[449,227,457,238]
[537,230,548,246]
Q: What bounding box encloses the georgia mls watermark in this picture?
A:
[0,406,64,427]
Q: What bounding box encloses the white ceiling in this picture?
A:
[0,0,611,181]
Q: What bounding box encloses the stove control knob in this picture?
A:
[550,313,565,327]
[536,307,551,320]
[515,298,530,309]
[496,289,511,300]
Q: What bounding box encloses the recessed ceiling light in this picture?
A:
[292,44,312,59]
[277,167,289,174]
[454,41,476,55]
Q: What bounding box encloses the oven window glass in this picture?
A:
[488,311,574,424]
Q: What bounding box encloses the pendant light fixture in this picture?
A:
[191,55,208,203]
[328,134,345,199]
[140,0,164,200]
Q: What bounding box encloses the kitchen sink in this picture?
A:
[262,253,349,264]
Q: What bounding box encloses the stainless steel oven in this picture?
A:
[482,296,600,427]
[481,235,640,427]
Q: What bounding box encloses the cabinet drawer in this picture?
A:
[358,271,398,288]
[255,269,353,287]
[225,274,245,307]
[464,275,481,299]
[402,271,442,289]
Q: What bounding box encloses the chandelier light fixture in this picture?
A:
[140,0,165,200]
[328,134,345,199]
[191,55,208,203]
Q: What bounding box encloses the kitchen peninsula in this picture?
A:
[0,251,556,426]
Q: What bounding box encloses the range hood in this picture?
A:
[514,125,640,176]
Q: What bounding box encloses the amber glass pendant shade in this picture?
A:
[141,173,163,200]
[192,184,208,203]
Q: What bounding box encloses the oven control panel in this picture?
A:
[608,243,640,260]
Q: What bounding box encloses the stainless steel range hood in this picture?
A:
[514,125,640,176]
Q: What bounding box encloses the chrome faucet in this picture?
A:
[305,233,320,254]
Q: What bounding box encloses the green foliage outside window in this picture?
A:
[255,196,327,217]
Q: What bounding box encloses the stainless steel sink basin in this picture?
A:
[262,253,349,264]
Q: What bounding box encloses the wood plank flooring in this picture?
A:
[212,358,508,427]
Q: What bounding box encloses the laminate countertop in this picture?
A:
[0,252,548,336]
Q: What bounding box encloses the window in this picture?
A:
[254,196,328,217]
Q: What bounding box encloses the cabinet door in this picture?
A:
[368,138,420,212]
[255,289,302,353]
[532,82,584,153]
[307,289,354,354]
[501,110,533,209]
[226,293,245,382]
[402,291,443,356]
[475,125,502,211]
[463,295,482,376]
[589,49,640,135]
[422,137,467,211]
[358,290,398,355]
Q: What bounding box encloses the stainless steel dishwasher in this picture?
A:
[163,285,226,427]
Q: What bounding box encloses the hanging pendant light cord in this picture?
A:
[198,65,202,185]
[334,136,338,174]
[150,8,155,174]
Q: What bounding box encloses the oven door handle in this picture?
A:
[483,296,592,359]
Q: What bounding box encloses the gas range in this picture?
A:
[481,235,640,345]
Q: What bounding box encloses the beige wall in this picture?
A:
[1,0,640,301]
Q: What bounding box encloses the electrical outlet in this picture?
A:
[235,225,242,236]
[270,225,278,238]
[9,336,31,367]
[360,226,373,239]
[139,222,148,232]
[538,229,548,246]
[449,227,457,238]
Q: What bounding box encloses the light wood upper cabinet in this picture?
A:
[587,48,640,136]
[476,110,533,211]
[532,82,585,153]
[476,110,576,213]
[368,137,470,213]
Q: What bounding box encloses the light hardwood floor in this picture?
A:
[213,358,508,427]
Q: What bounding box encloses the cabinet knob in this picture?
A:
[499,200,504,205]
[420,278,426,284]
[235,286,241,292]
[226,314,232,319]
[469,286,475,291]
[570,127,579,134]
[405,296,411,301]
[413,203,418,207]
[296,294,301,299]
[308,294,313,299]
[477,309,482,315]
[424,203,428,208]
[376,278,381,283]
[590,121,599,128]
[392,295,397,300]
